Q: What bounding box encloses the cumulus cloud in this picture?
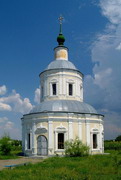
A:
[0,85,7,95]
[100,0,121,24]
[0,117,8,123]
[0,117,14,131]
[0,86,33,138]
[4,121,14,129]
[0,116,21,139]
[116,42,121,50]
[0,88,33,114]
[84,0,121,139]
[34,88,40,104]
[0,102,12,111]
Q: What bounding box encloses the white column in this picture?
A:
[78,121,82,141]
[99,123,103,153]
[86,122,90,147]
[22,122,25,152]
[63,77,66,95]
[25,133,27,150]
[48,121,53,155]
[32,122,36,155]
[73,83,76,97]
[55,132,58,151]
[76,79,78,97]
[68,121,73,140]
[30,131,32,148]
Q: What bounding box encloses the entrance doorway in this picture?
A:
[37,135,48,156]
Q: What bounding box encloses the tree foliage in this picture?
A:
[0,135,12,155]
[11,140,22,151]
[65,137,89,157]
[115,135,121,142]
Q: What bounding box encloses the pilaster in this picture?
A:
[78,121,82,141]
[48,120,53,154]
[32,122,36,155]
[86,122,90,147]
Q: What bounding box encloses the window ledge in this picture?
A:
[55,149,65,152]
[92,149,100,151]
[25,149,32,151]
[50,95,58,97]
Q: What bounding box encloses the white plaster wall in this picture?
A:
[40,70,83,102]
[22,112,104,156]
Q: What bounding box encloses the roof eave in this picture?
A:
[39,68,84,77]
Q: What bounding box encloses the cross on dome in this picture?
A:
[58,15,64,25]
[57,15,65,46]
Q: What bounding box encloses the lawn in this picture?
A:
[0,150,22,160]
[0,151,121,180]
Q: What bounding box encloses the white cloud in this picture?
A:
[0,85,7,95]
[116,42,121,50]
[34,88,40,104]
[0,117,14,131]
[4,121,14,129]
[0,102,12,111]
[84,0,121,139]
[0,89,33,114]
[0,116,21,139]
[0,117,8,123]
[0,86,33,138]
[100,0,121,24]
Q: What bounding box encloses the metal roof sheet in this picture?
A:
[46,60,77,70]
[30,100,97,114]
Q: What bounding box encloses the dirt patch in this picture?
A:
[0,157,45,170]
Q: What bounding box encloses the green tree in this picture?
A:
[0,135,12,155]
[65,137,89,157]
[11,139,22,151]
[115,135,121,142]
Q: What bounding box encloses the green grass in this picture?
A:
[1,151,121,180]
[0,150,22,160]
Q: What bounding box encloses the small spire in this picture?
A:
[57,15,65,46]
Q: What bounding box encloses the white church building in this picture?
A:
[21,19,104,156]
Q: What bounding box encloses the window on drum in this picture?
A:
[69,83,73,96]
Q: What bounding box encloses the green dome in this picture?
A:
[57,33,65,45]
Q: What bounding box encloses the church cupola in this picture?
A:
[57,15,65,46]
[54,16,68,61]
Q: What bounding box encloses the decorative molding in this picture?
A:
[55,123,67,132]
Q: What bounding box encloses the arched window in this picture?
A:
[69,83,73,96]
[58,133,64,149]
[52,83,56,95]
[27,133,30,149]
[93,134,97,149]
[41,86,44,98]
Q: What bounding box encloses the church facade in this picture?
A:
[21,22,104,156]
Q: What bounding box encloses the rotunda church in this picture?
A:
[21,21,104,156]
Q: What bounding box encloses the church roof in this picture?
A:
[46,60,77,71]
[30,100,98,114]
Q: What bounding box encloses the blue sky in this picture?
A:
[0,0,121,140]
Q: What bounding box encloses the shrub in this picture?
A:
[65,137,89,157]
[104,141,121,150]
[11,140,22,151]
[0,135,12,155]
